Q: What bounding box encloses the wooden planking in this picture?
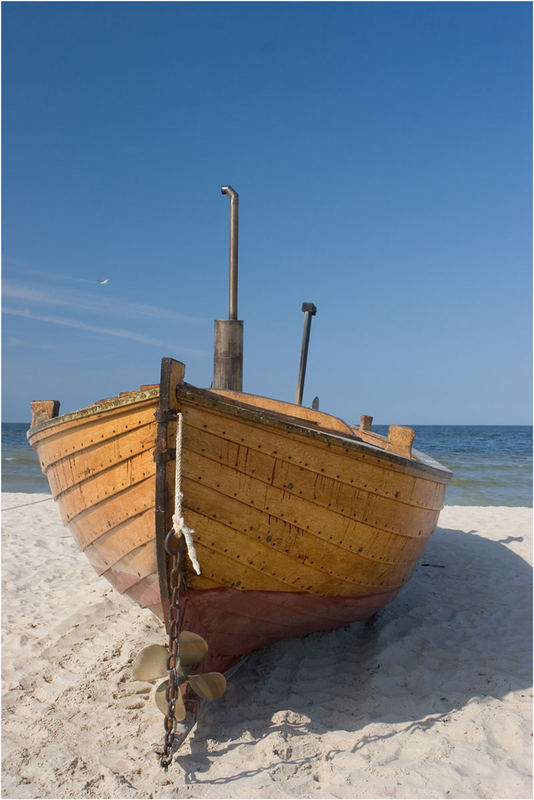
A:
[56,449,155,523]
[42,422,156,495]
[272,460,440,538]
[147,601,165,621]
[67,476,155,550]
[29,399,157,453]
[28,395,158,455]
[210,390,356,436]
[84,508,155,571]
[27,375,448,625]
[180,403,446,512]
[183,504,418,595]
[213,391,415,459]
[123,572,161,609]
[183,479,428,571]
[192,574,225,591]
[178,386,451,485]
[184,531,311,593]
[29,395,160,606]
[189,513,341,593]
[181,446,440,542]
[29,385,157,426]
[100,540,157,593]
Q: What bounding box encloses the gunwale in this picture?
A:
[27,383,452,485]
[176,384,452,484]
[27,387,159,440]
[179,403,447,512]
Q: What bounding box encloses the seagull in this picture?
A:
[98,279,109,285]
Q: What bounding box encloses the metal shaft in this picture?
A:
[221,186,239,320]
[295,303,317,405]
[214,186,243,391]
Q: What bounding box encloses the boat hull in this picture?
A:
[28,358,452,674]
[28,388,164,620]
[179,586,400,673]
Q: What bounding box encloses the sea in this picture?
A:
[1,423,532,507]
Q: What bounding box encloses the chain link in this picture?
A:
[160,530,186,770]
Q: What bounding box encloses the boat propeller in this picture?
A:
[132,631,226,716]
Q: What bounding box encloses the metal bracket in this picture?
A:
[154,409,178,423]
[153,448,176,464]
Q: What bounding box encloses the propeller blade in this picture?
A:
[155,679,186,721]
[178,631,208,667]
[188,672,226,701]
[132,644,168,682]
[132,632,207,681]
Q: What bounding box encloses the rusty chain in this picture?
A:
[160,529,186,770]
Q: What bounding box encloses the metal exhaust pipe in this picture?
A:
[295,302,317,405]
[221,185,239,320]
[213,186,243,391]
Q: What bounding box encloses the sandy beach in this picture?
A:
[1,493,532,799]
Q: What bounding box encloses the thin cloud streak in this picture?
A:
[3,260,102,285]
[3,307,206,355]
[3,281,205,325]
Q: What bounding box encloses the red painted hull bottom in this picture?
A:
[179,586,400,674]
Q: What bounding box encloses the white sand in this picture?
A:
[1,493,532,799]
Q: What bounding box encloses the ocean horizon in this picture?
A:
[2,422,531,507]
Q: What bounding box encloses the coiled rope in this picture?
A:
[172,412,201,575]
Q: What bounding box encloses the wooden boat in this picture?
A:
[27,186,451,707]
[28,355,451,675]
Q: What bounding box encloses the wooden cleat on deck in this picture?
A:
[30,400,60,427]
[387,425,415,459]
[359,414,373,432]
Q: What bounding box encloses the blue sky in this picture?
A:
[2,1,532,424]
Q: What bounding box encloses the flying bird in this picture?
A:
[98,279,109,285]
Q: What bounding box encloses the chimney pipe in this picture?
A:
[213,186,243,391]
[221,185,239,320]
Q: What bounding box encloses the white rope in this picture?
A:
[172,412,201,575]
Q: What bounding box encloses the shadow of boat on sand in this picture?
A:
[178,525,532,781]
